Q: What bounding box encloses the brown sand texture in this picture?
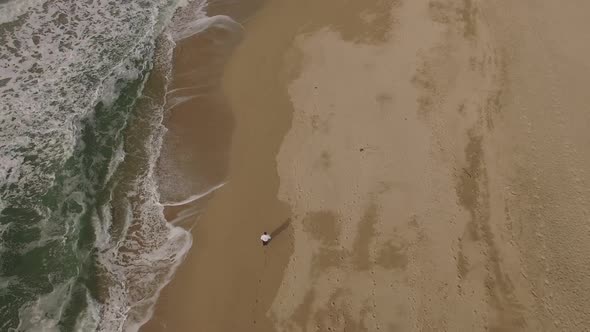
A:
[144,0,590,331]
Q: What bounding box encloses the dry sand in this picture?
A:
[144,0,590,331]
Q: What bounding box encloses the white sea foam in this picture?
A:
[16,280,73,332]
[1,0,246,330]
[162,181,227,206]
[0,0,205,330]
[168,204,202,226]
[74,293,100,331]
[0,0,47,24]
[165,93,202,111]
[0,0,168,204]
[170,14,243,41]
[87,11,213,329]
[95,116,193,332]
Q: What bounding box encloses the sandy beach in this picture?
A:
[144,0,590,331]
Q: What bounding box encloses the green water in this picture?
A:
[0,70,151,330]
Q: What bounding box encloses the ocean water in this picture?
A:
[0,0,239,330]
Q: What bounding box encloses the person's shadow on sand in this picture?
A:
[269,218,292,244]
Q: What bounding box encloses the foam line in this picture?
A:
[161,181,227,207]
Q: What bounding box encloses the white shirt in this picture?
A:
[261,234,271,242]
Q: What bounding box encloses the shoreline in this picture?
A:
[142,0,295,330]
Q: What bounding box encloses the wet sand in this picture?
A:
[143,0,293,331]
[144,0,590,331]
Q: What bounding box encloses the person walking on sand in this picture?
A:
[260,232,271,246]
